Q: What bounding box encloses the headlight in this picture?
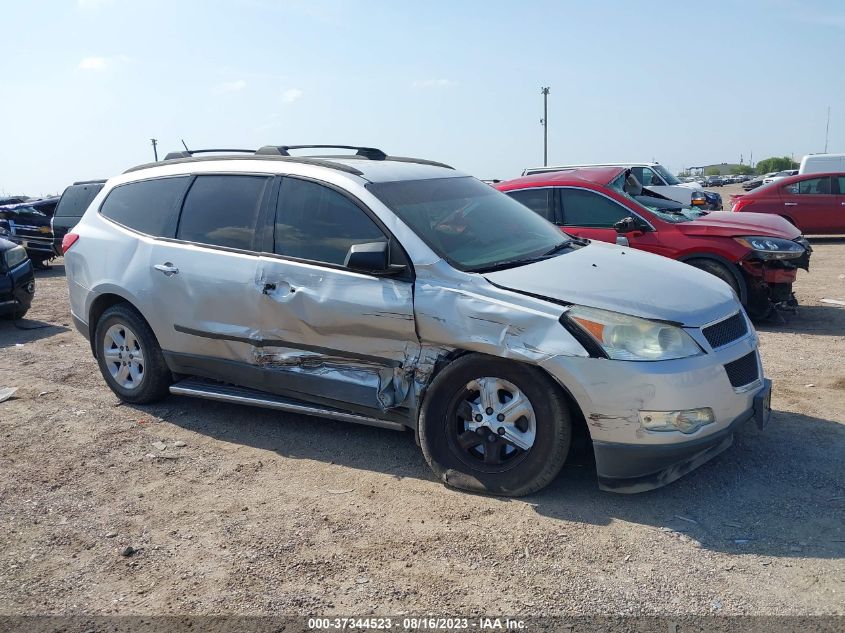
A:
[2,245,28,270]
[564,305,703,361]
[734,236,805,260]
[690,192,707,206]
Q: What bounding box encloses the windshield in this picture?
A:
[635,197,707,223]
[652,164,681,185]
[368,177,570,271]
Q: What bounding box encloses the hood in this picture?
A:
[677,211,800,239]
[484,240,738,327]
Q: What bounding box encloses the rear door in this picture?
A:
[781,176,836,233]
[255,176,418,411]
[148,174,272,366]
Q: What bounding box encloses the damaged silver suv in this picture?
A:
[64,145,771,496]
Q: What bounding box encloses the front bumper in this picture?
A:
[0,259,36,315]
[594,379,771,492]
[539,321,768,492]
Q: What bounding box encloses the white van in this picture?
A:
[798,153,845,175]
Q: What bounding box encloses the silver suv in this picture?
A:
[64,145,771,496]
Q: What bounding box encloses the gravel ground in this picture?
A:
[0,231,843,617]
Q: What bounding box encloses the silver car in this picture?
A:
[64,145,772,496]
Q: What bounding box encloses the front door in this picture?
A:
[256,176,418,412]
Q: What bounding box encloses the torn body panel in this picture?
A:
[255,255,419,411]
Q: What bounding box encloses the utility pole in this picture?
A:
[540,87,550,166]
[825,106,830,153]
[151,138,159,161]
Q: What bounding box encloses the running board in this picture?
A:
[169,377,407,431]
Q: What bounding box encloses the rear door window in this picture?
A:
[785,177,833,195]
[274,177,386,266]
[505,188,557,222]
[559,188,630,227]
[176,175,270,251]
[100,177,190,237]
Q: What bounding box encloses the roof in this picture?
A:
[124,145,464,184]
[496,166,626,191]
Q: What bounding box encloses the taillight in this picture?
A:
[62,233,79,254]
[732,198,754,213]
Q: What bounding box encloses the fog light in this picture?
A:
[639,408,715,434]
[26,281,35,294]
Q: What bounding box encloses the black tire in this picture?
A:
[419,354,572,497]
[94,303,171,404]
[686,258,741,297]
[745,284,774,321]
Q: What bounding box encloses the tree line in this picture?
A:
[678,156,799,177]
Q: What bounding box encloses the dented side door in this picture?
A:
[255,176,419,411]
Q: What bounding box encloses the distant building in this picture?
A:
[688,163,745,176]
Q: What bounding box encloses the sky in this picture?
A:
[2,0,843,196]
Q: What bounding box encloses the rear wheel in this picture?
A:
[94,304,171,404]
[419,355,572,497]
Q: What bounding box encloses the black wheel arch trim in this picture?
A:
[677,252,748,305]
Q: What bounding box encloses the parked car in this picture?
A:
[52,180,106,256]
[742,173,777,191]
[0,196,30,206]
[0,197,59,268]
[522,162,721,210]
[762,169,798,185]
[799,153,845,174]
[0,236,36,319]
[704,175,724,187]
[64,144,771,496]
[732,172,845,234]
[496,167,811,320]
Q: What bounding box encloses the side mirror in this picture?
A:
[344,241,391,273]
[613,216,647,234]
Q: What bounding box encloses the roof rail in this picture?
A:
[257,145,387,160]
[72,179,107,185]
[162,148,255,161]
[124,154,365,176]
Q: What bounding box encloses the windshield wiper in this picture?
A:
[470,241,574,273]
[541,240,572,256]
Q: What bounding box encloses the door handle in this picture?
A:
[154,262,179,276]
[784,202,798,206]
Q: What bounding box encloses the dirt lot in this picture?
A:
[1,226,843,616]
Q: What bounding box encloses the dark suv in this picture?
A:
[52,180,106,256]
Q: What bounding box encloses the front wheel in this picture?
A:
[419,355,572,496]
[685,258,741,297]
[94,304,172,404]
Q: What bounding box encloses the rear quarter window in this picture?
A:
[100,177,190,237]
